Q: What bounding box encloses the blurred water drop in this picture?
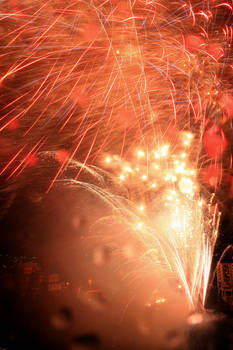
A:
[27,191,42,203]
[165,329,184,349]
[72,215,82,230]
[122,244,136,259]
[78,288,107,312]
[188,313,203,325]
[137,320,150,336]
[93,246,112,265]
[71,333,100,350]
[50,307,73,330]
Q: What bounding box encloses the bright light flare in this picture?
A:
[100,139,219,310]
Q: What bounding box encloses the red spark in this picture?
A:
[220,93,233,118]
[6,119,20,130]
[203,164,222,188]
[26,154,38,166]
[184,35,205,53]
[203,124,227,160]
[55,149,70,164]
[207,43,224,61]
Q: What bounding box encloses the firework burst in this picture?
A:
[0,0,232,183]
[0,0,233,320]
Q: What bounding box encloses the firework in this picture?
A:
[0,1,232,183]
[92,127,219,309]
[0,0,232,333]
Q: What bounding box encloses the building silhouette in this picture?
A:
[217,246,233,309]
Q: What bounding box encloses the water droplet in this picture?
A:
[72,215,84,230]
[166,329,184,349]
[122,244,136,258]
[188,313,203,325]
[51,307,73,330]
[71,334,100,350]
[93,246,112,265]
[78,288,107,312]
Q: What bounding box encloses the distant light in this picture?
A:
[161,145,169,157]
[178,177,194,195]
[137,222,143,229]
[155,298,166,304]
[175,163,186,174]
[172,219,182,229]
[172,176,177,182]
[182,132,193,146]
[137,150,145,157]
[188,313,203,325]
[165,173,172,181]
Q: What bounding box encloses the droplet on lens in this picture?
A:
[50,306,73,330]
[93,246,112,265]
[71,333,100,350]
